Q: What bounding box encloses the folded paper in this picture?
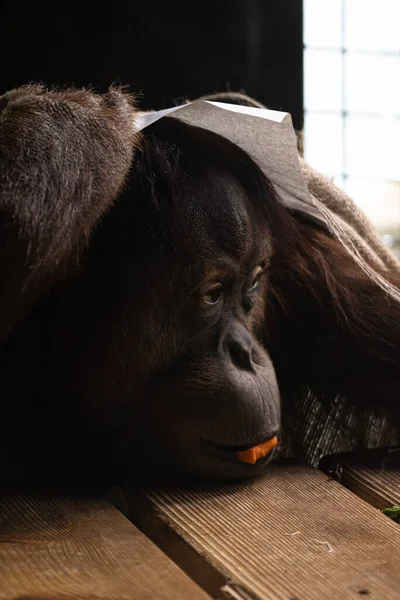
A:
[135,100,324,226]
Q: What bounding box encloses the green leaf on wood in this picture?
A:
[382,505,400,523]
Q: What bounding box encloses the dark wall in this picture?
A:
[0,1,303,129]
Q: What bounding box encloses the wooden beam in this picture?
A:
[340,466,400,510]
[126,463,400,600]
[319,448,400,511]
[0,492,210,600]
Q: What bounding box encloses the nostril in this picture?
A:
[251,347,259,365]
[251,346,267,367]
[220,324,258,372]
[227,338,254,372]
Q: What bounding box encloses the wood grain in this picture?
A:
[126,464,400,600]
[319,448,400,510]
[0,493,210,600]
[341,466,400,510]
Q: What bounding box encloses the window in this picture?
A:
[304,0,400,254]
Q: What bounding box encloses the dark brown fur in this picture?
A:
[0,84,138,342]
[266,215,400,418]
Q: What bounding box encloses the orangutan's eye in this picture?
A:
[247,279,259,293]
[247,266,264,293]
[202,284,223,306]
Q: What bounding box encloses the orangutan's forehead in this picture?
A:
[180,169,257,257]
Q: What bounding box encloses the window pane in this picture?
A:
[304,49,343,111]
[304,113,344,174]
[344,53,400,115]
[345,117,400,180]
[304,0,342,48]
[344,177,400,231]
[345,0,400,52]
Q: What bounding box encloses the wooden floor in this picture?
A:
[1,460,399,600]
[0,493,210,600]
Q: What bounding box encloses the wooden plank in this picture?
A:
[0,492,211,600]
[125,463,400,600]
[319,449,400,511]
[340,466,400,510]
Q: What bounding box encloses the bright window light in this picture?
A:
[303,0,400,253]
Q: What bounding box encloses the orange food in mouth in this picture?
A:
[236,436,278,464]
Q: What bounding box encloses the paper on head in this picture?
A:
[135,100,324,225]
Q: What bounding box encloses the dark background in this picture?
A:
[0,1,304,129]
